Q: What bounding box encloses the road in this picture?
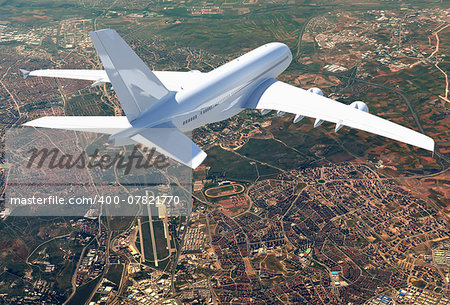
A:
[0,69,22,117]
[295,16,316,60]
[171,216,190,295]
[63,236,96,305]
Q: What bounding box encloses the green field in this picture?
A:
[66,276,101,305]
[105,264,124,285]
[137,219,174,269]
[0,217,78,296]
[65,92,115,116]
[204,146,280,181]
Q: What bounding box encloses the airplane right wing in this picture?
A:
[245,79,435,152]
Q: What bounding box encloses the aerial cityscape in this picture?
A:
[0,0,449,304]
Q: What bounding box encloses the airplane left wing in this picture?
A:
[245,79,435,152]
[20,69,109,87]
[20,69,205,91]
[23,116,131,134]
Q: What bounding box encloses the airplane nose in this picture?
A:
[266,42,289,50]
[272,42,292,58]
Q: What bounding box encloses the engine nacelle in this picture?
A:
[349,101,369,113]
[307,87,324,96]
[343,101,369,131]
[260,109,271,115]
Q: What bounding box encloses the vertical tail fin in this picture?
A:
[89,29,170,122]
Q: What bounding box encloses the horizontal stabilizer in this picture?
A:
[23,116,131,134]
[24,117,207,168]
[115,127,207,169]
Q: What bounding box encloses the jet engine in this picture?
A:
[307,87,324,96]
[349,101,369,113]
[307,88,325,126]
[335,101,369,132]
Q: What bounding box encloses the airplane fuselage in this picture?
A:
[131,42,292,133]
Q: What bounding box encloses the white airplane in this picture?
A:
[21,29,434,169]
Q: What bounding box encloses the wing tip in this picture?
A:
[19,69,30,80]
[22,117,48,128]
[427,138,435,155]
[419,135,435,153]
[88,28,115,38]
